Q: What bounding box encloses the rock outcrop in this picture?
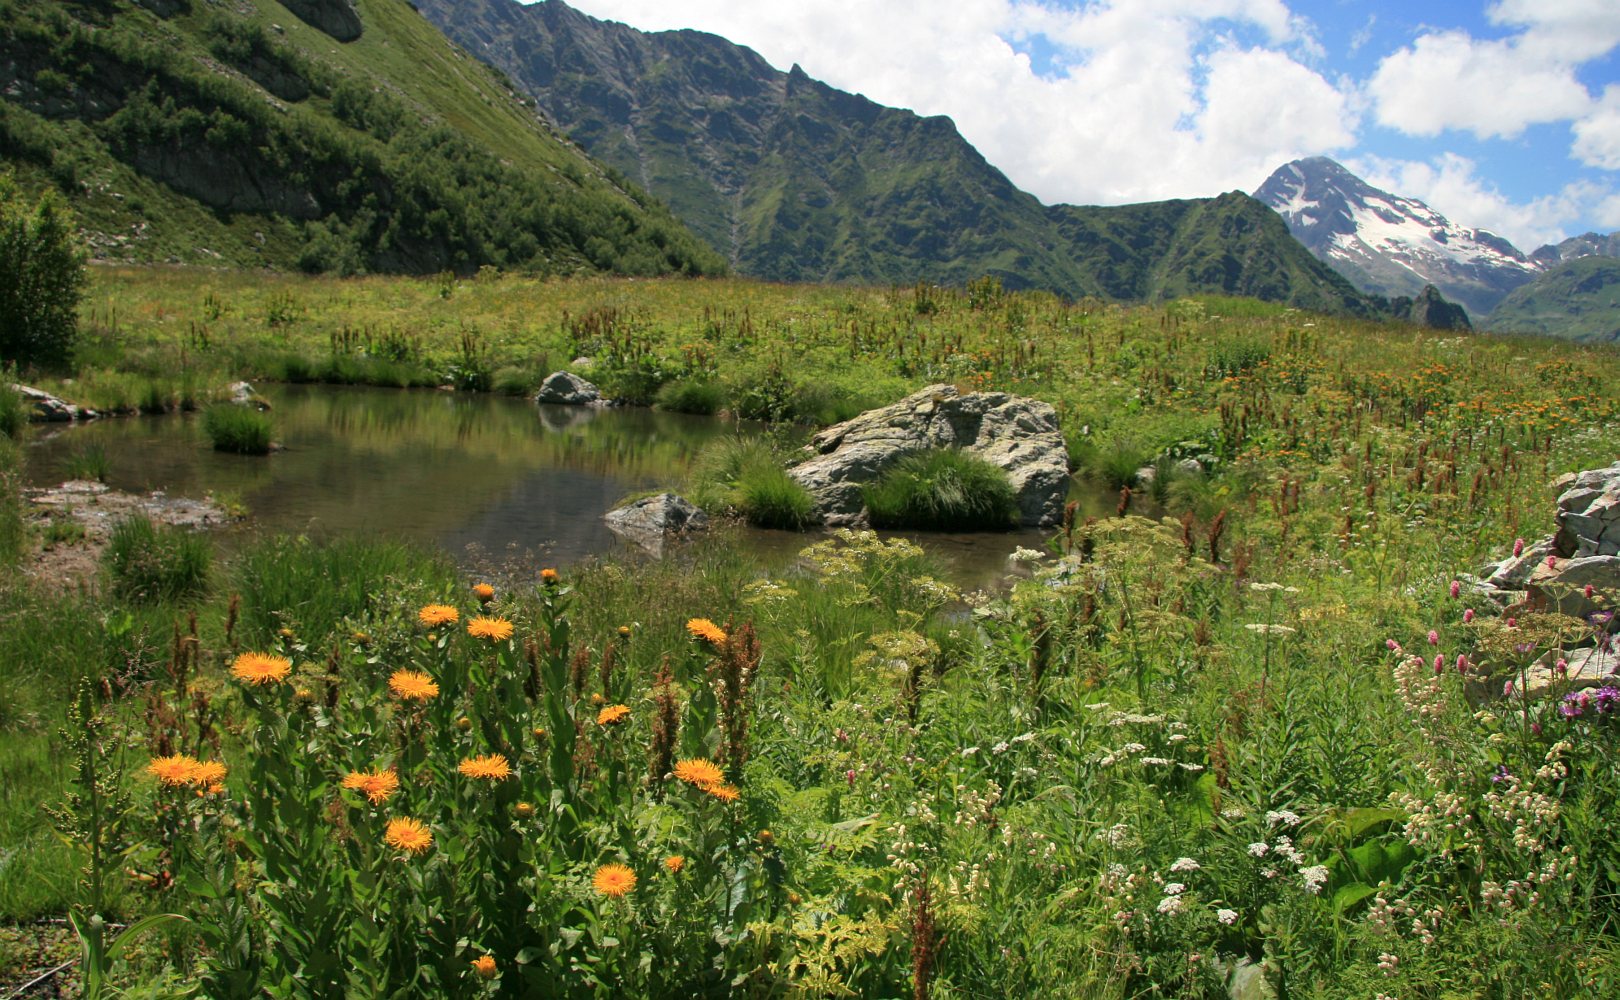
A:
[12,384,97,422]
[535,371,603,406]
[788,385,1069,527]
[278,0,363,42]
[604,493,708,555]
[1524,463,1620,622]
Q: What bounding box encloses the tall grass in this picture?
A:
[103,515,212,602]
[863,448,1017,530]
[686,435,816,528]
[63,441,111,482]
[0,380,23,438]
[0,436,24,566]
[203,404,273,454]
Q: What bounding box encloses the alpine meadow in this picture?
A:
[4,0,1620,998]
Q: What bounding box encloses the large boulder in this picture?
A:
[535,371,602,406]
[1525,462,1620,621]
[788,384,1069,527]
[604,493,708,555]
[12,384,96,422]
[278,0,363,42]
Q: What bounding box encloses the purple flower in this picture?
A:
[1562,691,1590,718]
[1595,687,1620,715]
[1491,765,1511,784]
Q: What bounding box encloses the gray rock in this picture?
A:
[1527,555,1620,621]
[227,381,269,410]
[1134,465,1157,488]
[1175,457,1205,476]
[12,383,96,422]
[278,0,362,41]
[535,371,602,406]
[1484,538,1555,589]
[787,384,1070,527]
[604,493,709,555]
[1225,957,1275,1000]
[1519,646,1620,701]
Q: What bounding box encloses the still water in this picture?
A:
[26,385,1102,589]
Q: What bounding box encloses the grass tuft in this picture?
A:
[203,405,273,454]
[863,448,1017,531]
[103,514,212,603]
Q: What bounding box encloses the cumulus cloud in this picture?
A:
[561,0,1356,206]
[1573,85,1620,170]
[1351,153,1612,250]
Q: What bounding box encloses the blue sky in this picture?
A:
[556,0,1620,250]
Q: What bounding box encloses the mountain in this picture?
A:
[415,0,1380,313]
[1531,231,1620,266]
[1489,257,1620,341]
[0,0,724,276]
[1254,157,1541,319]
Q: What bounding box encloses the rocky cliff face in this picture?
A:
[1255,157,1541,319]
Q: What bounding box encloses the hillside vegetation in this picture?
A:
[1489,256,1620,342]
[0,0,725,276]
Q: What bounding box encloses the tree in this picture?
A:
[0,173,87,371]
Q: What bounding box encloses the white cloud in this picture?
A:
[1351,153,1612,250]
[1573,85,1620,170]
[560,0,1356,206]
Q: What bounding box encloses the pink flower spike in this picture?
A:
[1547,555,1558,569]
[1450,580,1461,599]
[1464,609,1475,623]
[1556,658,1568,676]
[1428,630,1440,646]
[1507,617,1518,628]
[1433,654,1444,674]
[1456,654,1468,673]
[1513,538,1525,557]
[1386,638,1400,651]
[1585,584,1595,599]
[1531,722,1542,736]
[1504,679,1515,697]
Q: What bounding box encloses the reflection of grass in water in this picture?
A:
[64,442,110,482]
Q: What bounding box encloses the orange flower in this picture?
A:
[664,855,685,874]
[231,652,292,686]
[596,704,631,726]
[418,604,460,628]
[384,817,433,855]
[702,783,740,803]
[472,583,495,604]
[190,760,228,786]
[342,768,400,804]
[470,954,497,979]
[147,754,201,786]
[540,568,559,585]
[592,862,636,897]
[467,616,515,642]
[672,758,724,787]
[685,618,727,644]
[388,669,440,701]
[458,753,513,780]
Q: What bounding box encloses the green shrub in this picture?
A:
[0,172,85,371]
[863,449,1017,531]
[103,514,211,602]
[492,365,538,396]
[734,465,816,530]
[655,378,727,415]
[1084,433,1150,489]
[0,380,23,438]
[203,405,272,454]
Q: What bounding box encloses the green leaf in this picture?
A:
[106,912,190,964]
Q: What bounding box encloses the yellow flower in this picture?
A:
[664,855,685,874]
[514,801,535,819]
[388,669,440,701]
[596,704,631,726]
[685,618,727,644]
[592,862,636,898]
[147,754,201,787]
[702,783,740,803]
[458,753,513,780]
[342,768,400,805]
[418,604,460,628]
[672,758,725,787]
[472,583,495,604]
[467,616,514,642]
[384,817,433,855]
[190,760,228,786]
[540,568,559,585]
[230,652,292,686]
[470,954,497,979]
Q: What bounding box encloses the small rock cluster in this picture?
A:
[12,383,99,422]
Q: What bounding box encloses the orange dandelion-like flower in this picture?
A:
[388,669,440,701]
[467,616,515,642]
[190,760,228,786]
[664,855,685,874]
[147,754,201,786]
[685,618,727,644]
[231,651,292,686]
[384,817,433,855]
[702,783,740,803]
[472,583,495,603]
[470,954,497,979]
[342,768,400,804]
[458,753,513,780]
[592,862,637,897]
[672,758,725,787]
[596,704,631,726]
[540,567,559,585]
[418,604,460,628]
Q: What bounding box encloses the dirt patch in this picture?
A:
[21,481,233,589]
[0,922,78,997]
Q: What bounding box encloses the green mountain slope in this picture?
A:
[1488,257,1620,342]
[0,0,724,275]
[417,0,1379,313]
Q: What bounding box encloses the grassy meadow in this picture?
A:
[3,266,1620,997]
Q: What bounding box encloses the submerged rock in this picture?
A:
[535,371,603,406]
[604,492,708,555]
[788,385,1069,528]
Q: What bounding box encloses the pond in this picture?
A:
[25,385,1114,589]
